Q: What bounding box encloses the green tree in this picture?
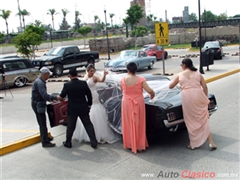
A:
[13,25,45,59]
[123,18,130,38]
[0,32,4,43]
[60,8,70,30]
[16,9,30,30]
[94,15,99,29]
[0,10,11,35]
[109,13,115,27]
[47,9,58,30]
[126,4,144,48]
[33,20,42,27]
[233,14,240,18]
[77,26,92,46]
[217,13,228,20]
[189,13,198,22]
[131,26,148,37]
[73,11,81,32]
[201,11,217,22]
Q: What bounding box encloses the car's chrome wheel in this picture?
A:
[148,61,154,69]
[14,77,27,87]
[53,64,63,76]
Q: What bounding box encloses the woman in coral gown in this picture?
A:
[169,58,217,150]
[73,64,119,144]
[120,62,155,154]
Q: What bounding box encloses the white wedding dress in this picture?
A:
[73,77,120,144]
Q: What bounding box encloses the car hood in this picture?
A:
[105,57,135,66]
[34,55,60,61]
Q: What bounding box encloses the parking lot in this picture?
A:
[0,46,239,180]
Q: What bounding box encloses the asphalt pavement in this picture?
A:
[0,46,239,180]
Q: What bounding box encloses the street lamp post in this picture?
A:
[198,0,204,74]
[104,9,110,60]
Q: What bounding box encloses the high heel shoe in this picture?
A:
[209,144,217,150]
[187,145,195,150]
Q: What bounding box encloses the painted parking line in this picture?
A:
[205,68,240,83]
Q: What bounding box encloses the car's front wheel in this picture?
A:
[53,64,63,76]
[14,76,27,87]
[148,61,154,69]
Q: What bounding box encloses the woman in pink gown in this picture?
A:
[120,62,155,154]
[169,58,217,150]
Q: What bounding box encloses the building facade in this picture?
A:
[182,6,189,23]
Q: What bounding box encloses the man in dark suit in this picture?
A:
[58,68,97,149]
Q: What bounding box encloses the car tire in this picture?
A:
[53,64,63,76]
[219,55,222,59]
[148,61,154,70]
[164,52,168,59]
[14,76,27,87]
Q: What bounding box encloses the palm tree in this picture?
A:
[16,9,30,30]
[74,10,81,31]
[34,20,42,27]
[0,10,11,35]
[47,9,58,30]
[94,15,99,29]
[61,8,69,21]
[109,13,115,27]
[17,0,22,29]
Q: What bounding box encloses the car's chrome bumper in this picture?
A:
[163,119,184,128]
[34,65,54,70]
[163,105,218,128]
[209,105,218,116]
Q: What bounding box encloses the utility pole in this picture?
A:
[198,0,204,74]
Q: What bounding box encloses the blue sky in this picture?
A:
[0,0,239,33]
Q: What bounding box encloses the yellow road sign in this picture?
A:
[155,22,169,45]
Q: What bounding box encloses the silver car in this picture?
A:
[104,50,157,71]
[0,57,38,89]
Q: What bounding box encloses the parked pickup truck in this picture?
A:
[32,45,99,76]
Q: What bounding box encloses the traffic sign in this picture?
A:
[155,22,169,45]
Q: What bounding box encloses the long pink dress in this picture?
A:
[179,71,210,148]
[120,76,148,154]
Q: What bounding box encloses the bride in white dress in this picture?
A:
[73,64,119,144]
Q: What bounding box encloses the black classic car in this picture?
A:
[32,45,99,76]
[96,73,218,134]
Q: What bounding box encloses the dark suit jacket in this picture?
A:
[59,78,92,116]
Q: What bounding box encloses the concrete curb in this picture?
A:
[0,68,240,156]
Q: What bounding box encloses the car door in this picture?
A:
[73,46,84,67]
[63,47,76,69]
[156,46,163,59]
[138,51,148,68]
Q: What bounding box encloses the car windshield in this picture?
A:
[142,45,152,51]
[204,42,219,48]
[118,51,138,58]
[45,47,65,56]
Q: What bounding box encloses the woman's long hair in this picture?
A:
[182,58,197,71]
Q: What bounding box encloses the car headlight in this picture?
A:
[44,61,52,65]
